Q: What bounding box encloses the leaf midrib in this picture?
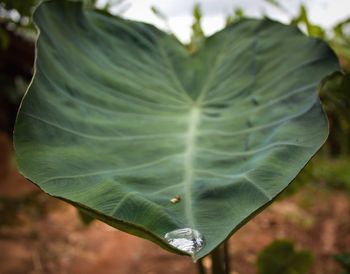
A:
[183,105,201,229]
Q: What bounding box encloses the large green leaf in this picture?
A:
[14,0,339,260]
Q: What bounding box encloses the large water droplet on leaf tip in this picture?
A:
[164,228,205,255]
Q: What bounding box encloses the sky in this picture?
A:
[97,0,350,43]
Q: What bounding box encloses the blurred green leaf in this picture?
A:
[257,240,313,274]
[225,7,245,27]
[334,253,350,274]
[189,3,205,52]
[264,0,280,6]
[1,0,38,17]
[291,5,325,39]
[151,6,167,21]
[320,73,350,155]
[312,156,350,194]
[0,27,9,49]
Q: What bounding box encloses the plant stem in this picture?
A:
[224,241,230,274]
[196,258,206,274]
[210,246,226,274]
[197,241,231,274]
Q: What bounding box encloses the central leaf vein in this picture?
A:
[183,105,201,229]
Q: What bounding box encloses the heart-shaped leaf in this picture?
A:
[14,0,339,260]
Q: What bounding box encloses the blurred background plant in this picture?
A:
[256,240,313,274]
[334,253,350,274]
[0,0,37,134]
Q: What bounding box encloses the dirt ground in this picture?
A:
[0,133,349,274]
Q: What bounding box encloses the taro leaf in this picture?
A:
[14,0,339,260]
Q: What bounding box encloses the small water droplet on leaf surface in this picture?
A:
[164,228,205,255]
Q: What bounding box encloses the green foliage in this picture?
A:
[320,73,350,155]
[288,152,350,197]
[14,0,338,260]
[0,0,38,17]
[151,6,167,22]
[334,253,350,274]
[225,8,245,27]
[83,0,97,9]
[188,3,205,52]
[290,5,325,39]
[312,156,350,194]
[151,4,206,51]
[257,240,313,274]
[150,5,171,34]
[0,27,9,49]
[264,0,281,6]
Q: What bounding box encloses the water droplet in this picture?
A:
[164,228,205,255]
